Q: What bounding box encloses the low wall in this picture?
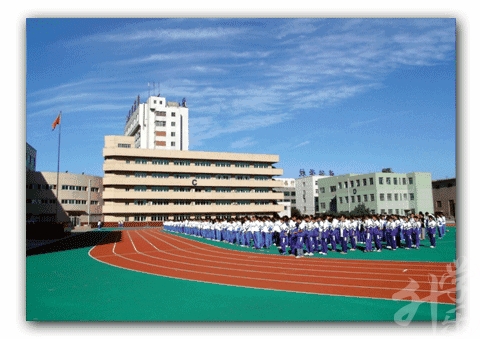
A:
[81,221,164,228]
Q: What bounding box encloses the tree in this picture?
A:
[350,203,371,217]
[309,169,316,176]
[318,170,325,176]
[291,207,302,218]
[329,170,335,176]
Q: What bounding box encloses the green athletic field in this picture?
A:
[26,228,457,322]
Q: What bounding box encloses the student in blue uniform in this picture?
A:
[427,215,437,248]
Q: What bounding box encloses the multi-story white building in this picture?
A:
[316,171,434,215]
[295,175,328,215]
[124,94,189,150]
[273,178,296,217]
[102,135,283,222]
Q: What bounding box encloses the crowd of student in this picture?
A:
[163,212,447,258]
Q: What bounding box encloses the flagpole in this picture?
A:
[55,111,62,223]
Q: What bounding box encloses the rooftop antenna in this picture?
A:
[148,82,151,97]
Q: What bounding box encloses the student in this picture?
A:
[294,217,306,258]
[402,216,413,250]
[328,216,337,252]
[339,215,349,254]
[349,216,358,251]
[372,215,382,252]
[319,215,329,255]
[279,217,289,255]
[386,216,397,250]
[427,215,437,248]
[312,216,321,254]
[364,215,373,252]
[305,216,316,256]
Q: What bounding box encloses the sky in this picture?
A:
[26,18,456,180]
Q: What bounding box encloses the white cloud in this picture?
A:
[291,141,310,149]
[230,137,257,149]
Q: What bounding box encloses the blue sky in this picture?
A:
[26,18,456,180]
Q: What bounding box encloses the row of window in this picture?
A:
[127,200,274,206]
[125,186,273,193]
[26,199,99,205]
[26,184,56,190]
[126,159,271,168]
[26,184,100,192]
[127,172,270,181]
[323,177,414,193]
[337,193,414,204]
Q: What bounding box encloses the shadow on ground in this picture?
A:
[26,231,122,257]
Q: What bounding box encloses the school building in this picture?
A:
[432,178,456,219]
[102,135,284,222]
[273,178,297,217]
[26,171,103,226]
[316,171,434,215]
[295,175,328,215]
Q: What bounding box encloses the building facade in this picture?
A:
[317,172,434,215]
[102,135,283,222]
[26,142,37,171]
[432,178,456,219]
[26,171,103,226]
[273,178,296,217]
[124,94,189,150]
[295,175,328,215]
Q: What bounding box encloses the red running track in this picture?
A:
[89,229,456,304]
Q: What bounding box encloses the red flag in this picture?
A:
[52,113,61,131]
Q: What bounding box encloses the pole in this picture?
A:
[55,111,62,222]
[87,179,91,227]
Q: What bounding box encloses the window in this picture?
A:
[235,188,250,193]
[403,193,407,200]
[386,177,391,185]
[152,173,169,178]
[396,209,400,215]
[195,161,211,166]
[156,111,166,117]
[134,200,147,205]
[284,191,290,196]
[381,209,386,214]
[171,122,176,126]
[437,201,442,208]
[135,172,147,178]
[394,178,398,185]
[344,181,348,188]
[320,187,325,193]
[345,197,349,203]
[363,178,367,186]
[402,178,407,185]
[216,187,232,193]
[350,181,354,187]
[173,160,190,166]
[235,175,250,180]
[174,174,190,179]
[408,177,413,185]
[363,194,368,202]
[195,174,211,179]
[369,177,374,185]
[216,174,231,180]
[410,193,415,201]
[171,142,175,146]
[379,177,384,185]
[380,193,385,201]
[351,196,355,203]
[235,162,250,168]
[371,194,375,201]
[151,200,168,205]
[320,202,326,209]
[134,185,147,191]
[171,112,176,117]
[156,121,166,127]
[216,162,231,167]
[134,215,146,221]
[152,159,169,165]
[135,158,147,164]
[253,163,268,168]
[171,132,176,137]
[338,182,342,189]
[394,193,398,201]
[173,187,190,192]
[118,143,131,148]
[388,209,393,214]
[356,180,360,187]
[387,193,392,201]
[254,176,268,181]
[152,186,169,192]
[254,188,269,193]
